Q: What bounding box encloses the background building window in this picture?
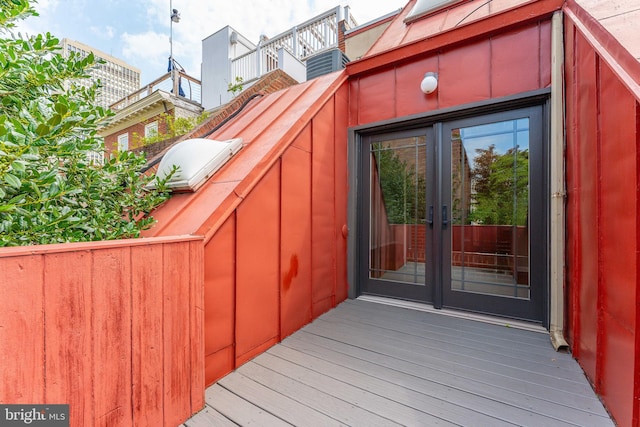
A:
[117,133,129,151]
[145,121,159,138]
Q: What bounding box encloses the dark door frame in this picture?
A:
[347,89,551,327]
[439,106,546,322]
[358,128,436,303]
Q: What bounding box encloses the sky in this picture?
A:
[18,0,408,86]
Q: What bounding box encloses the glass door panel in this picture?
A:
[358,105,545,323]
[442,106,544,322]
[360,130,434,303]
[450,119,530,299]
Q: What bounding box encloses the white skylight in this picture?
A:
[404,0,463,23]
[153,137,243,192]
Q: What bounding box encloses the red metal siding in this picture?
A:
[334,85,350,303]
[204,214,236,384]
[598,61,637,427]
[564,16,577,349]
[490,25,542,97]
[572,28,600,381]
[358,69,396,124]
[440,39,491,108]
[144,74,350,387]
[235,165,281,366]
[565,11,640,427]
[395,56,440,118]
[351,22,552,126]
[201,91,348,382]
[539,20,552,88]
[312,102,338,316]
[349,79,360,127]
[281,143,313,338]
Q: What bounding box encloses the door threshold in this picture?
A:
[356,295,548,334]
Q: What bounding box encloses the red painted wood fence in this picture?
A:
[0,235,204,427]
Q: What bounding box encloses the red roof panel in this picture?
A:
[144,71,347,240]
[366,0,536,57]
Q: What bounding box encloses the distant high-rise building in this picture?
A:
[60,38,141,109]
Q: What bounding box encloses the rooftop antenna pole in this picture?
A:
[170,0,180,95]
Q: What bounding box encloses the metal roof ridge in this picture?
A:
[199,71,349,242]
[565,0,640,101]
[145,71,348,241]
[348,0,563,77]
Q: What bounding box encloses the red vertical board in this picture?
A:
[599,63,637,330]
[281,144,313,337]
[92,248,132,427]
[598,61,637,427]
[44,252,93,427]
[204,350,235,387]
[564,19,579,349]
[574,30,599,381]
[162,242,192,427]
[395,56,439,118]
[312,103,337,317]
[349,79,360,127]
[0,255,44,403]
[635,101,640,427]
[236,164,281,365]
[490,24,542,97]
[131,244,164,427]
[189,240,205,413]
[539,19,552,88]
[335,85,350,303]
[439,39,491,108]
[358,69,396,124]
[204,214,236,384]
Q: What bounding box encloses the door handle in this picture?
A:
[427,206,434,227]
[442,205,449,229]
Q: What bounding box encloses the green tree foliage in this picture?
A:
[469,144,529,226]
[0,0,173,246]
[131,111,209,148]
[227,76,243,97]
[373,144,426,225]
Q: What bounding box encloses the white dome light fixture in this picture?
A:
[152,137,243,192]
[420,72,438,94]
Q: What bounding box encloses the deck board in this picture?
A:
[309,314,585,383]
[218,371,342,426]
[285,329,608,416]
[183,405,238,427]
[302,318,591,395]
[236,361,404,426]
[189,299,614,427]
[332,301,581,370]
[278,333,610,426]
[204,384,292,426]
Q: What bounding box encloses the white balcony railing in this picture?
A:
[109,71,202,111]
[231,6,357,84]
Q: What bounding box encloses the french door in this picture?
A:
[359,106,546,323]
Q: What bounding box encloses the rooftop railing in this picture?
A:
[231,6,357,84]
[110,71,202,111]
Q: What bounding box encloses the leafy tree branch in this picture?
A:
[0,0,174,246]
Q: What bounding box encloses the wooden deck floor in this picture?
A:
[185,299,614,426]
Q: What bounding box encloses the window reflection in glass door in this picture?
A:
[450,119,530,299]
[369,136,427,285]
